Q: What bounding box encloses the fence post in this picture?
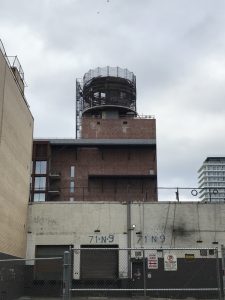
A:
[215,248,223,300]
[63,251,71,300]
[142,248,146,297]
[221,245,225,300]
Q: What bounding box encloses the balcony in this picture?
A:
[48,173,61,197]
[48,189,60,195]
[74,187,157,202]
[49,172,61,180]
[88,168,156,179]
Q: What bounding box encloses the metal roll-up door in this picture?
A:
[80,245,118,280]
[35,245,70,280]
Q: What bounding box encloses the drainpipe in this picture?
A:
[127,185,131,278]
[127,199,131,248]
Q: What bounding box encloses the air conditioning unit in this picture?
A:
[149,169,155,175]
[131,250,143,259]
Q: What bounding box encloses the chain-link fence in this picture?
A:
[0,257,63,300]
[66,247,223,299]
[30,186,225,203]
[0,247,223,300]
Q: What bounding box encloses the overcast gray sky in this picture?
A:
[1,0,225,200]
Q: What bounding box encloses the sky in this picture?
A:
[1,0,225,201]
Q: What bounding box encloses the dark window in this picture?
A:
[35,144,48,157]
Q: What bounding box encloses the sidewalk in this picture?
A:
[18,297,211,300]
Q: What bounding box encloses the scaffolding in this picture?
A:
[76,78,83,139]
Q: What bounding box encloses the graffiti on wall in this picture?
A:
[139,234,166,244]
[88,234,115,243]
[87,233,166,244]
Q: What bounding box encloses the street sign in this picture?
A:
[164,253,177,271]
[148,252,158,269]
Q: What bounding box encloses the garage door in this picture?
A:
[80,245,118,280]
[35,245,71,280]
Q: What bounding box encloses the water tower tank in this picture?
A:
[82,66,136,117]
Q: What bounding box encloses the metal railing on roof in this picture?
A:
[7,55,24,81]
[0,39,6,56]
[0,40,24,79]
[0,39,26,99]
[83,66,136,85]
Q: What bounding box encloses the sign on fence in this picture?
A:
[148,252,158,269]
[164,253,177,271]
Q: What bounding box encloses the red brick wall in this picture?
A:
[48,146,157,202]
[81,118,156,139]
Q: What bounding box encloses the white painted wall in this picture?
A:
[27,202,224,279]
[27,201,225,258]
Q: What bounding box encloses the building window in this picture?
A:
[93,92,98,98]
[34,193,45,202]
[34,177,46,191]
[120,91,126,99]
[35,161,47,174]
[70,181,75,193]
[70,166,75,178]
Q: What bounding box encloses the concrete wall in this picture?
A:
[0,48,33,258]
[27,201,225,259]
[25,202,224,297]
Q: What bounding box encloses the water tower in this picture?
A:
[76,66,136,138]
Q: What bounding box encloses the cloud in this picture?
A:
[1,0,225,198]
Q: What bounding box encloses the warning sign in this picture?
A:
[148,252,158,269]
[164,253,177,271]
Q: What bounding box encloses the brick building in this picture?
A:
[30,67,157,203]
[25,68,224,299]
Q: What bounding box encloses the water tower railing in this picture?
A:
[83,66,136,85]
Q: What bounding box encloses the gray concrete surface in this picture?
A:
[17,297,215,300]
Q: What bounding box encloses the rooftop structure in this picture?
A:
[30,66,157,203]
[76,66,137,138]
